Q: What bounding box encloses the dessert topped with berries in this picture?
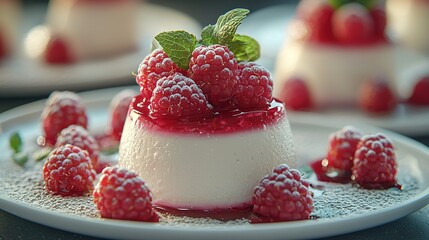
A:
[275,0,397,114]
[118,9,295,211]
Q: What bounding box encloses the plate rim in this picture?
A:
[1,86,429,240]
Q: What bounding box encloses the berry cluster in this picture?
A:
[136,47,273,119]
[296,0,387,45]
[323,126,398,189]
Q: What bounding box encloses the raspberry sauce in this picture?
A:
[129,94,286,135]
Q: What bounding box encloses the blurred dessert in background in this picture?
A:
[275,0,397,114]
[387,0,429,54]
[0,0,20,61]
[24,0,139,64]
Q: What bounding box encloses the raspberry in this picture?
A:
[252,164,313,222]
[136,49,184,101]
[279,77,313,110]
[188,44,239,106]
[352,134,397,189]
[41,91,88,146]
[0,30,8,60]
[43,144,96,196]
[150,73,213,119]
[93,167,159,222]
[56,125,101,173]
[358,77,397,114]
[108,89,136,141]
[298,1,335,43]
[326,126,363,173]
[233,62,273,109]
[408,76,429,105]
[332,3,374,45]
[370,5,387,41]
[44,37,74,64]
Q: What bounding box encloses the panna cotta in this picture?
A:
[275,0,396,110]
[119,95,294,210]
[25,0,139,64]
[119,9,295,210]
[387,0,429,54]
[0,0,20,60]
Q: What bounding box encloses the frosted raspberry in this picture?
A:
[43,144,96,196]
[252,164,313,222]
[188,44,239,106]
[93,167,159,222]
[44,37,74,64]
[108,89,136,141]
[56,125,101,173]
[358,77,397,114]
[279,77,313,110]
[352,134,398,189]
[41,91,88,146]
[326,126,363,173]
[150,73,213,119]
[298,1,335,43]
[233,62,273,109]
[408,76,429,105]
[332,3,375,45]
[136,49,185,101]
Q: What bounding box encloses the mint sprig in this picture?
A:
[152,8,260,71]
[154,30,197,70]
[328,0,376,9]
[9,132,29,166]
[228,34,260,62]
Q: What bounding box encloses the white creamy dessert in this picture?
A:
[387,0,429,54]
[119,97,295,210]
[0,0,20,59]
[25,0,138,63]
[274,0,396,109]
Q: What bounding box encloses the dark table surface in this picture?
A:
[1,1,429,240]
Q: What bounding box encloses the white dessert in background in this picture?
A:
[0,0,20,60]
[387,0,429,54]
[119,96,295,210]
[275,0,396,109]
[25,0,139,64]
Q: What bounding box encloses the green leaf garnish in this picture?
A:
[328,0,376,9]
[33,147,52,162]
[9,132,23,154]
[200,25,216,46]
[213,8,250,45]
[12,152,29,167]
[228,34,260,62]
[154,30,197,70]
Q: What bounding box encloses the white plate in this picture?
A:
[0,4,201,96]
[0,87,429,240]
[240,4,429,136]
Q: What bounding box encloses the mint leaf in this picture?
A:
[12,152,29,167]
[328,0,351,9]
[155,30,197,70]
[328,0,375,9]
[201,25,216,46]
[228,34,260,62]
[33,147,52,162]
[213,8,250,45]
[9,132,23,153]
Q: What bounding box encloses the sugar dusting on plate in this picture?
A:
[0,157,421,227]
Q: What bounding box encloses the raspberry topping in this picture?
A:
[0,30,8,60]
[44,37,74,64]
[43,144,96,196]
[234,62,273,109]
[93,167,159,222]
[56,125,101,173]
[108,89,137,141]
[188,44,239,106]
[332,3,374,46]
[136,49,184,101]
[326,126,363,173]
[300,2,335,43]
[370,5,387,41]
[252,164,313,222]
[408,76,429,105]
[358,77,397,114]
[352,134,397,189]
[150,73,213,119]
[41,91,88,146]
[279,77,313,111]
